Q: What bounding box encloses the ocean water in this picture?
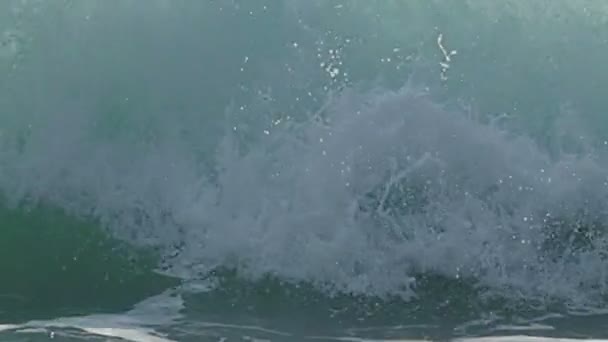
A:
[2,1,608,341]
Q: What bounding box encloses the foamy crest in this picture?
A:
[169,87,608,303]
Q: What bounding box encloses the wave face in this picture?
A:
[3,0,608,317]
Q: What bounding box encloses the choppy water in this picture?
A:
[2,1,608,341]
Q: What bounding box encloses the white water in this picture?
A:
[0,290,182,342]
[3,82,608,306]
[165,86,608,302]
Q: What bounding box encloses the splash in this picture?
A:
[165,86,608,305]
[4,81,608,307]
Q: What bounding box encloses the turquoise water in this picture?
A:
[3,1,608,341]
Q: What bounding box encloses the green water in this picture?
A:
[0,204,177,322]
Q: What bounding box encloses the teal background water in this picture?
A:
[2,1,608,341]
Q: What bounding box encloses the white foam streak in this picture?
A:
[0,290,182,342]
[455,338,608,342]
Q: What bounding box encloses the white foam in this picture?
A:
[165,87,608,302]
[0,290,183,342]
[307,337,608,342]
[455,337,608,342]
[0,324,18,332]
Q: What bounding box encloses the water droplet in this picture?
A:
[329,67,340,78]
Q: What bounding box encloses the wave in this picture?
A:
[2,0,608,318]
[3,84,608,311]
